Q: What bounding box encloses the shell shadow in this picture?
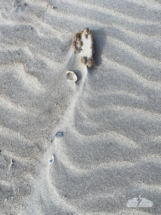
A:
[74,70,82,83]
[91,28,106,66]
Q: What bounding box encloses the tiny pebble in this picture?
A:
[55,131,63,138]
[48,159,53,164]
[48,155,55,164]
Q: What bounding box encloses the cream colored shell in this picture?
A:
[66,71,77,83]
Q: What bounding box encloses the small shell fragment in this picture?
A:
[84,28,89,33]
[81,57,87,65]
[75,33,81,39]
[87,58,95,68]
[66,71,77,83]
[79,41,83,46]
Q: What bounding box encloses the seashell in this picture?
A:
[87,58,95,68]
[81,56,87,65]
[79,41,83,46]
[84,28,89,33]
[66,71,77,82]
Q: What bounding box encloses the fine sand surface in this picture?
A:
[0,0,161,214]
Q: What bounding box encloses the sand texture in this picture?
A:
[0,0,161,214]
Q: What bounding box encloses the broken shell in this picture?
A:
[73,33,80,42]
[79,41,83,46]
[87,58,95,68]
[66,71,77,82]
[84,28,89,33]
[81,56,87,65]
[75,33,81,39]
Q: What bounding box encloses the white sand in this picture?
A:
[0,0,161,214]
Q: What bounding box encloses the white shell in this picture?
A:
[66,71,77,83]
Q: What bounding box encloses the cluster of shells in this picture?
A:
[72,28,95,68]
